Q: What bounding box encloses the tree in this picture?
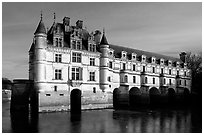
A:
[186,52,202,95]
[2,77,12,90]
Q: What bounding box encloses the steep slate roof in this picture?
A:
[109,44,182,63]
[34,20,46,34]
[29,43,35,52]
[100,33,109,45]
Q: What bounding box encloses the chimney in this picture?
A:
[76,20,83,29]
[63,17,70,33]
[94,30,102,45]
[63,17,70,26]
[179,52,187,63]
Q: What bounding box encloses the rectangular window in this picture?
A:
[55,69,62,80]
[133,64,136,71]
[123,63,126,70]
[109,61,113,69]
[124,75,128,83]
[90,58,95,66]
[184,72,186,76]
[89,72,95,81]
[72,41,76,49]
[89,44,95,52]
[93,87,96,93]
[169,69,171,75]
[108,76,111,82]
[77,41,81,50]
[72,67,82,80]
[161,68,164,74]
[169,79,171,85]
[54,86,57,91]
[177,71,179,75]
[56,38,62,47]
[55,54,62,63]
[72,52,81,63]
[185,80,187,86]
[133,76,136,83]
[153,67,155,73]
[143,66,145,72]
[55,38,58,47]
[153,78,155,84]
[180,80,182,85]
[59,38,62,47]
[164,78,166,84]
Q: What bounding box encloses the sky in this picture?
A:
[2,2,202,80]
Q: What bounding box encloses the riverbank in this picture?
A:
[39,103,113,112]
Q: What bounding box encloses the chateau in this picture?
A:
[29,14,191,110]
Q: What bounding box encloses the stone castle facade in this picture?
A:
[29,14,191,110]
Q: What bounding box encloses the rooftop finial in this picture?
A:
[103,27,105,34]
[40,10,43,21]
[54,12,56,23]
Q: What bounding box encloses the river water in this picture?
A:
[2,101,201,133]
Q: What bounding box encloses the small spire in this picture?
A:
[100,28,109,45]
[54,12,56,23]
[34,11,46,35]
[40,10,43,21]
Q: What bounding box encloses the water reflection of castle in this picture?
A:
[29,13,191,110]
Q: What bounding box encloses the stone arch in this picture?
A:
[149,87,160,106]
[168,88,176,105]
[70,89,81,113]
[113,88,120,109]
[183,88,190,104]
[129,87,141,108]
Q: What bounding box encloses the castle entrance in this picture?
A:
[70,89,81,113]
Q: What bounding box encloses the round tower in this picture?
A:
[33,12,47,91]
[99,30,110,92]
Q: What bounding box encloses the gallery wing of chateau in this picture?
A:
[29,15,191,108]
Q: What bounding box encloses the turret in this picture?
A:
[99,29,110,92]
[76,20,83,29]
[179,52,187,63]
[33,12,47,91]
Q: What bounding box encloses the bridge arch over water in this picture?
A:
[183,88,190,104]
[113,88,120,109]
[168,88,176,105]
[149,87,160,106]
[129,87,141,108]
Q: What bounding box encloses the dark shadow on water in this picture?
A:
[10,111,39,133]
[70,112,82,133]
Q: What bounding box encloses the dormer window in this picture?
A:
[160,58,164,65]
[72,40,76,49]
[176,61,180,67]
[121,51,127,59]
[89,44,95,52]
[141,55,146,62]
[168,60,172,66]
[109,50,114,56]
[72,40,81,50]
[77,41,81,50]
[132,53,137,60]
[184,63,187,68]
[151,57,156,63]
[55,38,63,47]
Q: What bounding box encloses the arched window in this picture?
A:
[124,75,128,83]
[145,77,148,84]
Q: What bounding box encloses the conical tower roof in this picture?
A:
[100,29,109,45]
[34,13,46,35]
